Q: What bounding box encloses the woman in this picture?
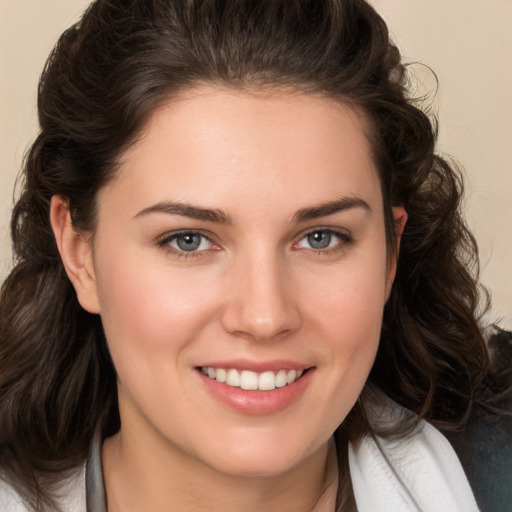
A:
[0,1,508,511]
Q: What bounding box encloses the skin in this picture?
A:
[51,88,406,511]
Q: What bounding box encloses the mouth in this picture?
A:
[198,366,308,391]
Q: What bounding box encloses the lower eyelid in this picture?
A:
[157,229,352,256]
[158,232,215,251]
[295,229,352,249]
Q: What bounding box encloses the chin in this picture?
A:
[194,434,322,479]
[206,456,303,479]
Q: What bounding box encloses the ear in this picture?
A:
[386,206,408,298]
[50,195,100,314]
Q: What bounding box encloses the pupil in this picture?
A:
[177,234,201,251]
[308,231,331,249]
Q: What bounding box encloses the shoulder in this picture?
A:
[0,467,86,512]
[0,477,27,512]
[349,394,480,512]
[447,326,512,512]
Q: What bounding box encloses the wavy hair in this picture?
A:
[0,0,490,510]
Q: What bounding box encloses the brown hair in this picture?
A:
[0,1,489,510]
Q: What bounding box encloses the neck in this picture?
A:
[102,430,338,512]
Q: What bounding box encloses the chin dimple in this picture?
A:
[200,367,305,391]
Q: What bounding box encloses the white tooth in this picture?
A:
[297,369,304,378]
[207,367,216,379]
[216,368,227,382]
[258,371,276,391]
[226,369,241,387]
[286,369,297,384]
[200,367,208,375]
[275,369,288,388]
[240,370,259,390]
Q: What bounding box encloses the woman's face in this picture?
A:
[83,89,401,477]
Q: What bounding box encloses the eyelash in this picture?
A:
[293,227,353,256]
[157,228,353,259]
[157,230,218,260]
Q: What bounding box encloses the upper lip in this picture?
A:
[196,359,312,372]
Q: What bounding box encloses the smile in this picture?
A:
[200,367,305,391]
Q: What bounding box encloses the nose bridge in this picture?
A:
[221,245,300,341]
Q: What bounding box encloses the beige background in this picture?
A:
[1,1,511,328]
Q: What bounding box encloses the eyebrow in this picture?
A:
[292,197,372,222]
[134,201,233,224]
[134,196,371,225]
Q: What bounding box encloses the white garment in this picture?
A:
[349,398,480,512]
[0,468,86,512]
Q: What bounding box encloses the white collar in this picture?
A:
[349,397,480,512]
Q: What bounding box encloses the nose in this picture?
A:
[220,250,301,342]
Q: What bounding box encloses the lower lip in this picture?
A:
[197,368,314,415]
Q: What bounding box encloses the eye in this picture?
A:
[304,231,334,250]
[160,231,215,254]
[295,229,351,252]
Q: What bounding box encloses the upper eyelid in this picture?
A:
[292,227,353,253]
[157,231,218,258]
[158,229,216,244]
[296,226,351,240]
[156,226,352,252]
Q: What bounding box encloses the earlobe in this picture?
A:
[49,195,100,314]
[386,206,408,298]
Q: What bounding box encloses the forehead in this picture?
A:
[102,87,381,217]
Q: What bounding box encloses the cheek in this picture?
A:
[303,257,387,420]
[317,279,384,378]
[93,248,222,363]
[307,250,389,334]
[301,243,388,385]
